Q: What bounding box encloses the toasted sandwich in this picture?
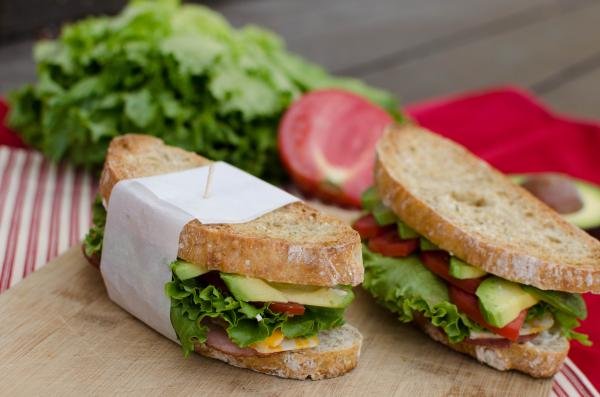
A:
[83,134,363,380]
[354,125,599,377]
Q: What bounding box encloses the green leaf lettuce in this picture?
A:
[9,0,400,183]
[83,196,106,258]
[362,246,480,343]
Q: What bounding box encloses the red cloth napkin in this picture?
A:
[0,99,25,148]
[406,86,600,390]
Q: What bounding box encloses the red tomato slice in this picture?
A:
[419,251,483,294]
[448,285,526,341]
[269,302,306,316]
[279,89,393,207]
[368,230,418,257]
[352,214,386,239]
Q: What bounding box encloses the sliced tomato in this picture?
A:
[269,302,306,316]
[449,285,526,341]
[368,230,418,257]
[352,214,386,239]
[278,89,393,207]
[420,251,483,294]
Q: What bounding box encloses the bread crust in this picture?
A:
[194,324,362,379]
[375,125,600,293]
[99,134,363,287]
[413,316,568,378]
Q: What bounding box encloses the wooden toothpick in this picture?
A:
[203,163,215,199]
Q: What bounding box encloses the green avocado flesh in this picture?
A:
[419,237,439,251]
[564,180,600,229]
[172,260,209,280]
[476,277,539,327]
[397,221,419,239]
[522,285,587,319]
[372,202,397,225]
[221,273,287,303]
[448,257,487,279]
[512,174,600,229]
[271,283,354,308]
[361,186,380,212]
[220,273,353,308]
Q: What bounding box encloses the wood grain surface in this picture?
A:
[0,246,552,396]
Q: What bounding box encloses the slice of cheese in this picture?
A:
[251,329,319,354]
[469,312,554,340]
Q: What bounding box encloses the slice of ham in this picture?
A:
[412,312,539,348]
[465,333,538,348]
[205,324,260,357]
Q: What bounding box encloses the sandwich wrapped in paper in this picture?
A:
[84,134,363,380]
[353,125,599,378]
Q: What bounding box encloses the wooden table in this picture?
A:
[0,247,551,396]
[1,0,599,118]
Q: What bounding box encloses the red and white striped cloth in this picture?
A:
[0,145,597,397]
[0,146,95,291]
[555,359,600,397]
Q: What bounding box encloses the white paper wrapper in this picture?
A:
[100,162,299,342]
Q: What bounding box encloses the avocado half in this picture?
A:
[511,174,600,235]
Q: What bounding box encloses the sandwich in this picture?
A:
[83,134,364,380]
[354,124,599,377]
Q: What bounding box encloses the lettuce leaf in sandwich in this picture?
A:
[363,246,481,342]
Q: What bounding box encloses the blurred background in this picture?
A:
[1,0,598,118]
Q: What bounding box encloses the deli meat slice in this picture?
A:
[205,324,259,356]
[465,333,538,348]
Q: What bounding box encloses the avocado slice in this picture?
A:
[271,283,354,308]
[448,257,487,279]
[361,186,380,211]
[522,285,587,319]
[419,237,439,251]
[220,273,354,308]
[563,180,600,230]
[221,274,288,303]
[397,221,419,239]
[172,260,209,280]
[476,277,539,327]
[511,174,600,230]
[372,202,397,225]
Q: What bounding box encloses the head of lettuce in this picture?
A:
[8,0,399,183]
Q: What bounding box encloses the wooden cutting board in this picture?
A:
[0,246,552,396]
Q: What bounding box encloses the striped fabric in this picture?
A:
[0,145,597,397]
[552,359,600,397]
[0,146,95,291]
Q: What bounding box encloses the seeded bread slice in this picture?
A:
[375,125,600,293]
[99,134,363,287]
[413,315,568,378]
[195,324,362,380]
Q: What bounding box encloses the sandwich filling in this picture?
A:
[166,260,352,356]
[84,197,354,357]
[354,187,590,346]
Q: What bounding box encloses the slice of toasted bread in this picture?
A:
[413,315,568,378]
[195,324,362,379]
[99,134,363,287]
[376,125,600,293]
